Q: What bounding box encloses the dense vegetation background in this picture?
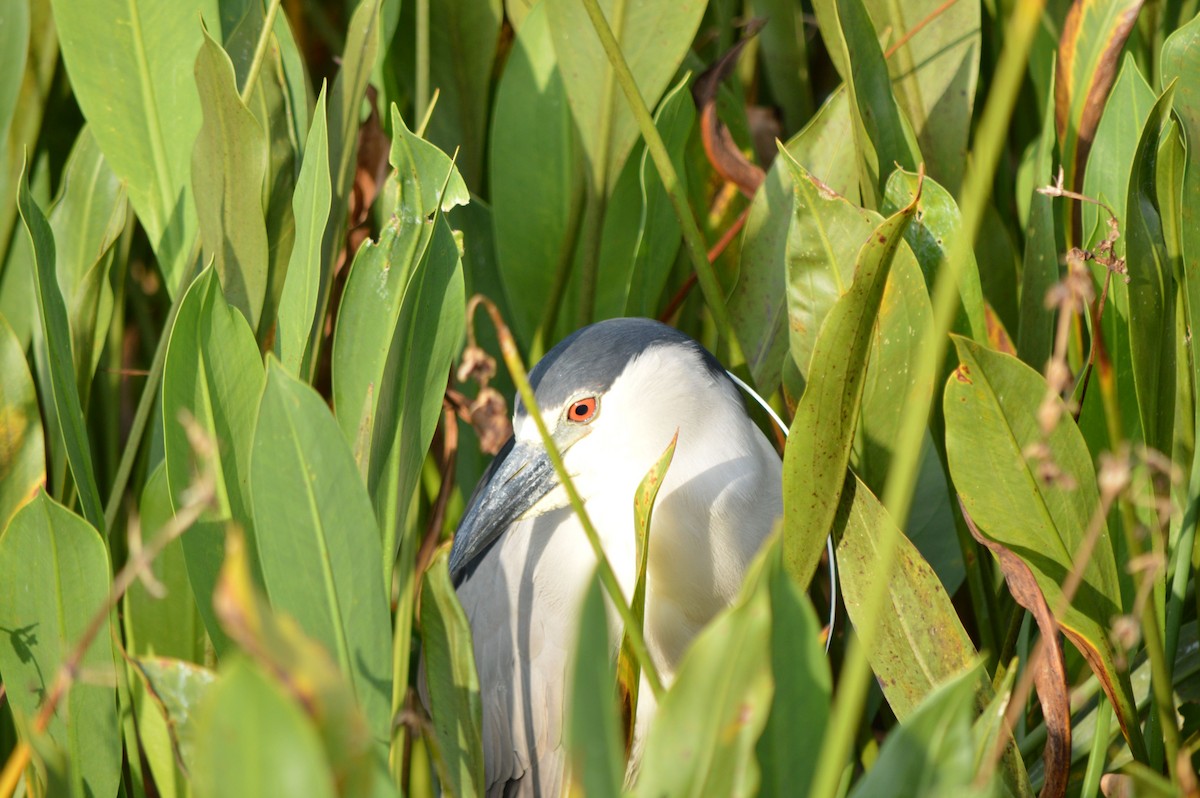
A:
[2,0,1200,795]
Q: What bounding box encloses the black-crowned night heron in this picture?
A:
[448,317,785,796]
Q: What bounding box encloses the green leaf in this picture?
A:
[1017,68,1064,372]
[0,313,43,531]
[419,550,484,798]
[619,431,677,734]
[47,127,127,390]
[782,174,918,587]
[1054,0,1143,193]
[394,0,502,189]
[489,1,583,346]
[367,216,465,549]
[314,0,383,372]
[847,664,997,798]
[123,463,207,662]
[49,0,212,292]
[250,359,392,743]
[192,26,270,333]
[193,659,337,798]
[595,75,693,320]
[882,170,988,345]
[0,492,120,798]
[545,0,706,194]
[728,87,856,392]
[162,267,265,655]
[18,165,103,531]
[748,0,812,131]
[873,0,980,196]
[0,0,28,142]
[1124,83,1177,460]
[568,572,623,798]
[755,542,831,798]
[944,336,1142,758]
[632,542,777,798]
[212,528,383,794]
[835,476,978,720]
[833,0,922,206]
[129,656,216,797]
[277,85,331,376]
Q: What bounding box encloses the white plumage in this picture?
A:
[447,319,782,796]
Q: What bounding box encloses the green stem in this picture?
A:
[479,298,665,699]
[808,1,1046,794]
[578,0,745,370]
[415,0,429,127]
[1080,697,1111,798]
[240,0,283,105]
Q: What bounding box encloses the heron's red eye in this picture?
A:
[567,397,597,423]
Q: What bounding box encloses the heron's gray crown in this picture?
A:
[519,317,727,416]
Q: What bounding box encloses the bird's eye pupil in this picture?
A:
[568,398,596,422]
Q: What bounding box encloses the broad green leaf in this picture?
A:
[212,529,381,794]
[729,86,856,392]
[0,313,43,531]
[193,659,337,798]
[0,1,28,142]
[367,216,465,537]
[223,0,304,342]
[1054,0,1143,194]
[782,174,918,587]
[568,573,623,798]
[1081,55,1155,251]
[123,463,207,662]
[1076,57,1154,460]
[162,267,264,655]
[0,492,120,798]
[620,431,677,735]
[130,657,216,797]
[596,75,693,320]
[833,0,922,206]
[192,27,270,333]
[944,337,1143,757]
[882,170,988,344]
[633,542,777,798]
[47,127,127,390]
[420,550,485,798]
[50,0,212,292]
[545,0,705,195]
[1124,84,1177,461]
[1018,68,1064,372]
[835,476,978,720]
[394,0,502,189]
[848,664,998,798]
[330,106,461,450]
[277,85,331,376]
[490,1,583,346]
[312,0,382,374]
[250,360,392,743]
[755,541,831,798]
[18,166,103,531]
[749,0,812,131]
[870,0,980,196]
[0,3,54,344]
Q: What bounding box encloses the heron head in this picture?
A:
[448,318,735,583]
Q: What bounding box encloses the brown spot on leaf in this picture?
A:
[953,364,972,383]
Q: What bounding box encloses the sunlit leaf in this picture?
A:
[250,360,392,743]
[0,492,120,798]
[0,313,43,531]
[420,550,484,798]
[944,336,1146,761]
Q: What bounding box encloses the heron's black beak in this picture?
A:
[448,437,559,584]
